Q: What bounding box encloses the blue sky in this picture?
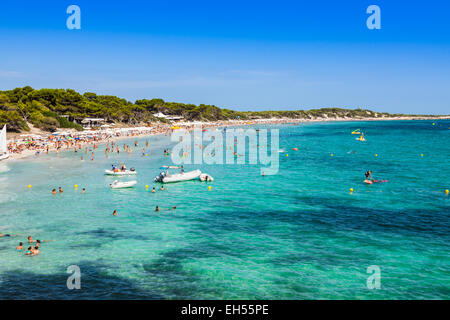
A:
[0,0,449,114]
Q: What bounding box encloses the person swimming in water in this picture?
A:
[152,187,156,193]
[25,246,33,255]
[160,186,165,191]
[113,210,117,216]
[59,187,63,193]
[51,189,57,194]
[155,206,159,212]
[82,188,86,194]
[1,233,17,238]
[16,242,24,250]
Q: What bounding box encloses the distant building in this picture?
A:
[153,112,183,120]
[81,118,105,128]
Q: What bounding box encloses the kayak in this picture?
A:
[105,169,137,176]
[110,180,137,189]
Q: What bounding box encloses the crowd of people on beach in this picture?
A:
[6,119,301,160]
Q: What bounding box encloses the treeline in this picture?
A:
[0,86,408,132]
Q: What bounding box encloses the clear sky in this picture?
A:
[0,0,449,114]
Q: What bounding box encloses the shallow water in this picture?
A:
[0,120,449,299]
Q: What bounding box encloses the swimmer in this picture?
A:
[160,186,165,191]
[36,240,41,248]
[0,233,15,237]
[81,188,86,194]
[59,187,64,193]
[51,189,57,194]
[28,236,36,244]
[172,206,176,210]
[25,247,32,255]
[152,187,156,193]
[113,210,117,216]
[155,206,159,212]
[32,246,40,256]
[16,242,24,250]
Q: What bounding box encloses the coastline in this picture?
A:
[3,115,449,163]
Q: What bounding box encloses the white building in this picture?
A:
[153,112,183,120]
[81,118,105,128]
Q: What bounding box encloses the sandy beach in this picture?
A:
[3,115,449,162]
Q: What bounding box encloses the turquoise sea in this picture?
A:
[0,120,449,299]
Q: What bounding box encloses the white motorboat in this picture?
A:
[0,125,9,161]
[154,168,201,183]
[199,173,214,182]
[104,169,137,176]
[110,180,137,189]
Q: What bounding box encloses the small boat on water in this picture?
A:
[110,180,137,189]
[105,169,137,176]
[154,166,201,183]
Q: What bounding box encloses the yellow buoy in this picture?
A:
[208,186,212,190]
[446,190,449,195]
[421,154,423,157]
[28,184,32,189]
[331,154,334,157]
[145,185,149,189]
[74,184,78,188]
[286,154,288,157]
[375,154,378,157]
[349,188,354,193]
